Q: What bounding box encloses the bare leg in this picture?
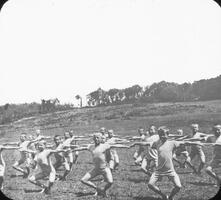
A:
[185,158,197,173]
[102,168,113,197]
[206,166,221,186]
[197,152,205,174]
[113,152,119,170]
[68,153,74,170]
[198,162,205,174]
[141,158,151,175]
[69,162,73,170]
[135,155,142,166]
[81,171,97,190]
[13,164,26,175]
[168,186,181,200]
[168,173,182,200]
[148,184,168,199]
[59,162,70,181]
[0,176,3,190]
[29,178,47,189]
[148,173,167,199]
[133,151,138,160]
[173,157,183,168]
[73,152,79,164]
[42,171,56,194]
[60,170,70,181]
[23,167,30,178]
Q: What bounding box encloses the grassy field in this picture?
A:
[1,100,221,200]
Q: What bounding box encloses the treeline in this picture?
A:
[0,100,74,125]
[86,75,221,106]
[1,75,220,125]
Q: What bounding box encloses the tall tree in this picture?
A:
[75,95,82,108]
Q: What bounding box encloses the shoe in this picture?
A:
[40,187,51,195]
[93,188,102,196]
[215,179,221,188]
[40,188,46,193]
[55,175,62,181]
[114,164,119,170]
[162,194,168,200]
[196,171,203,177]
[59,177,67,181]
[23,172,29,179]
[94,188,107,197]
[101,190,108,198]
[144,170,151,176]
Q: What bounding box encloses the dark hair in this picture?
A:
[53,135,60,141]
[158,126,169,135]
[69,131,73,137]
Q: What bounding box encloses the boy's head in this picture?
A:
[191,124,199,133]
[158,126,169,142]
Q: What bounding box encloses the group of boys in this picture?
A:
[1,130,80,194]
[0,124,220,200]
[131,123,221,200]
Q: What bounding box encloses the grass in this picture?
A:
[1,100,221,200]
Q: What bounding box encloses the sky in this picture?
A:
[0,0,220,106]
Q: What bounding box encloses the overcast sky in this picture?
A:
[0,0,220,105]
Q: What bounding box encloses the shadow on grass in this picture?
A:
[178,197,201,200]
[90,176,103,182]
[128,177,147,183]
[130,169,142,172]
[177,171,192,174]
[24,189,42,193]
[133,196,161,200]
[10,174,24,178]
[186,181,216,186]
[75,191,95,197]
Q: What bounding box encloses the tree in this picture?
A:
[75,95,82,108]
[4,103,9,111]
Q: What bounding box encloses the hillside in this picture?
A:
[1,100,221,200]
[1,100,221,141]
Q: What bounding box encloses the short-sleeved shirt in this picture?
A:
[34,149,53,171]
[54,144,65,162]
[152,140,180,173]
[145,134,159,160]
[91,143,110,169]
[137,135,149,154]
[191,132,206,153]
[19,141,31,159]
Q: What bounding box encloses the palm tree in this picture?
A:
[75,95,82,108]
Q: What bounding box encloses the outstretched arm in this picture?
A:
[174,135,190,141]
[43,136,51,139]
[3,142,19,146]
[130,141,151,148]
[74,135,89,139]
[2,146,21,150]
[183,137,205,142]
[127,136,143,141]
[198,142,221,146]
[46,143,54,148]
[106,138,130,145]
[72,144,94,152]
[110,144,130,149]
[180,141,204,146]
[21,149,37,154]
[49,149,68,155]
